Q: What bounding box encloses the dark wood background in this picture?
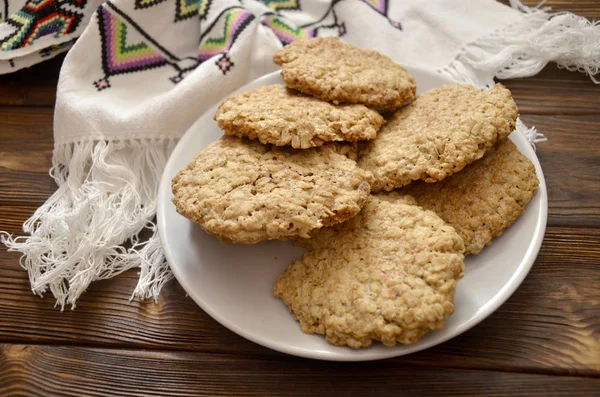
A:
[1,1,599,395]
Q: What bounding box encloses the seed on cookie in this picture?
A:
[171,136,371,244]
[275,194,465,349]
[214,84,384,149]
[273,37,416,111]
[401,139,539,255]
[358,83,519,192]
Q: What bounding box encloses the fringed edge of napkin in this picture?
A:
[1,138,177,309]
[515,117,548,150]
[440,0,600,87]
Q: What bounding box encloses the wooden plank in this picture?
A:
[1,109,598,226]
[521,115,600,226]
[1,226,598,375]
[517,0,600,19]
[0,107,55,204]
[0,55,63,107]
[503,65,600,116]
[0,107,54,150]
[0,204,39,234]
[0,166,56,205]
[1,345,599,397]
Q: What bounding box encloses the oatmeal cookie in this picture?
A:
[274,194,465,348]
[273,37,416,111]
[358,83,519,191]
[402,139,539,255]
[214,84,384,149]
[171,136,371,244]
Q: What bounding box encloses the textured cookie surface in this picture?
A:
[273,37,416,111]
[215,85,384,149]
[275,194,465,348]
[171,136,371,244]
[358,83,519,191]
[402,139,539,255]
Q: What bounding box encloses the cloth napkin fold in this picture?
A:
[1,0,597,309]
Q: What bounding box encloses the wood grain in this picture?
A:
[0,204,40,234]
[503,65,600,116]
[0,107,56,205]
[1,226,598,375]
[1,344,599,397]
[517,0,600,19]
[521,115,600,226]
[0,169,55,206]
[0,107,54,150]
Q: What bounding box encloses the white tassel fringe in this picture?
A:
[515,117,548,151]
[442,0,600,87]
[1,138,177,309]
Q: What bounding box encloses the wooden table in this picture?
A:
[1,2,599,395]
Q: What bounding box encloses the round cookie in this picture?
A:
[214,85,384,149]
[274,194,465,348]
[402,139,539,255]
[273,37,416,111]
[358,83,519,192]
[171,136,371,244]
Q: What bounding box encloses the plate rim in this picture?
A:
[157,69,548,361]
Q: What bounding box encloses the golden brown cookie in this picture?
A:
[171,136,371,244]
[273,37,416,111]
[274,194,465,348]
[358,83,519,192]
[214,85,384,149]
[402,139,539,255]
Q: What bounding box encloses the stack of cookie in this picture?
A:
[171,38,539,349]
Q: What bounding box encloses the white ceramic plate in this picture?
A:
[157,69,548,361]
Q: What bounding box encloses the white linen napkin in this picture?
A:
[1,0,597,309]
